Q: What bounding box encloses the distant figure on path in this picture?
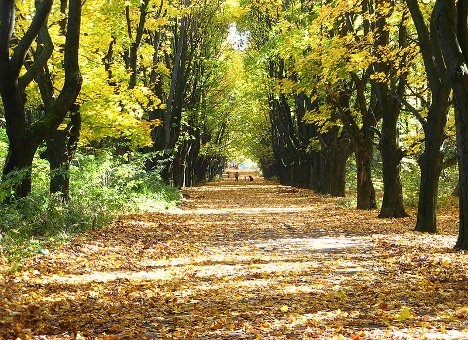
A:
[227,172,230,178]
[249,175,254,181]
[235,171,239,181]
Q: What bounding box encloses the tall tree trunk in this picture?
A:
[2,129,36,198]
[164,0,190,149]
[46,109,81,201]
[333,81,377,209]
[1,1,82,199]
[434,0,468,248]
[373,2,409,218]
[378,104,408,217]
[415,114,447,232]
[0,0,53,198]
[406,0,451,232]
[355,138,377,210]
[269,93,296,185]
[414,83,450,232]
[318,131,351,197]
[31,0,81,201]
[126,0,150,89]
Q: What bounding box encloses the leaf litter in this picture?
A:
[1,178,468,339]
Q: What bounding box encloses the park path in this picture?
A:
[1,178,467,339]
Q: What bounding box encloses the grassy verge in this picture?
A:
[0,151,181,270]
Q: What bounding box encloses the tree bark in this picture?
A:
[0,0,52,198]
[31,0,81,201]
[372,1,409,218]
[415,110,447,233]
[355,137,377,210]
[379,132,407,217]
[0,0,82,200]
[333,80,377,210]
[125,0,150,89]
[433,0,468,248]
[317,129,350,197]
[165,0,190,150]
[46,109,81,201]
[377,87,408,217]
[406,0,451,232]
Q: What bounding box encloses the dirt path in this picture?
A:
[1,179,467,339]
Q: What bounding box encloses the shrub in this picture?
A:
[0,147,180,266]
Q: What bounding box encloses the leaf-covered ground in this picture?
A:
[1,177,468,339]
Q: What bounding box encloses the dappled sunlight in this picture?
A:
[173,206,329,215]
[1,178,467,339]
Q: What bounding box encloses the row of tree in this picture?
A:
[236,0,468,248]
[0,0,241,202]
[3,0,468,249]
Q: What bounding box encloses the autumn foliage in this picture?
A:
[1,177,466,339]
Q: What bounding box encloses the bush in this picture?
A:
[0,148,181,266]
[401,157,421,207]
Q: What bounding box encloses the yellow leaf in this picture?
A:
[262,321,271,329]
[396,306,412,321]
[336,290,348,299]
[280,305,289,312]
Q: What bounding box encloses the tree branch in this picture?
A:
[10,0,53,79]
[32,0,82,140]
[19,23,54,91]
[405,0,444,88]
[457,0,468,61]
[0,0,15,68]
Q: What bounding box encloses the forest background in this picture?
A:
[1,0,468,264]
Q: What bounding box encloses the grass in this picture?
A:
[0,135,459,270]
[0,150,181,269]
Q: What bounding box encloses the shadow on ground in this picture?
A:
[0,178,466,339]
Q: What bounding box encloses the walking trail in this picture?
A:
[1,177,467,339]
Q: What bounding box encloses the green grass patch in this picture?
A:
[0,149,181,269]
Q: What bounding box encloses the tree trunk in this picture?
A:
[378,109,408,217]
[164,2,190,150]
[414,86,450,232]
[374,88,403,217]
[0,0,82,200]
[46,110,81,201]
[0,0,53,198]
[415,136,444,233]
[373,3,409,218]
[333,80,377,209]
[2,97,38,198]
[355,140,377,210]
[1,84,41,198]
[289,158,311,188]
[125,0,150,89]
[433,0,468,248]
[406,0,451,233]
[269,94,295,184]
[318,130,350,197]
[3,132,36,198]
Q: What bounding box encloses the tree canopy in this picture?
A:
[1,0,468,249]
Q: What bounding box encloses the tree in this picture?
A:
[372,0,409,218]
[32,0,81,201]
[306,1,379,209]
[239,0,352,193]
[0,0,82,199]
[405,0,451,233]
[433,0,468,249]
[171,0,230,187]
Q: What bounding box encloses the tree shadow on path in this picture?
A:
[0,178,466,339]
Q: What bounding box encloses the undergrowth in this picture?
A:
[0,150,181,268]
